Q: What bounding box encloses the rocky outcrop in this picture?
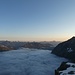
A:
[52,37,75,62]
[0,45,13,52]
[55,62,75,75]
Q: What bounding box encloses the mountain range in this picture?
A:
[0,41,60,51]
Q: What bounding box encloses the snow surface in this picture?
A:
[60,62,75,75]
[67,48,73,52]
[60,67,75,75]
[67,62,75,66]
[0,48,67,75]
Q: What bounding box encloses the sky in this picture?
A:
[0,0,75,41]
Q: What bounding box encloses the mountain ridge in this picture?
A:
[52,37,75,62]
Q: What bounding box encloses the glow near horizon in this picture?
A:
[0,0,75,41]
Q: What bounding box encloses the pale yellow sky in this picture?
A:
[0,36,72,42]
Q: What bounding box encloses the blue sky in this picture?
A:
[0,0,75,41]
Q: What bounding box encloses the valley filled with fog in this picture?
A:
[0,49,67,75]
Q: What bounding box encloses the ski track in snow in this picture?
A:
[0,49,67,75]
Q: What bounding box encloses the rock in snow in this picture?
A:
[55,62,75,75]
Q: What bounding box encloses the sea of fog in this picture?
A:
[0,48,67,75]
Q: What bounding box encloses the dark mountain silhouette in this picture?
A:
[52,37,75,62]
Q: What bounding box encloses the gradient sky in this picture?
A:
[0,0,75,41]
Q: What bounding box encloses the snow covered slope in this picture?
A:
[56,62,75,75]
[0,49,67,75]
